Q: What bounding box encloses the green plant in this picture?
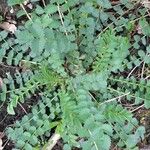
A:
[0,0,150,150]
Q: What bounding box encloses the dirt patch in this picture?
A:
[0,64,17,78]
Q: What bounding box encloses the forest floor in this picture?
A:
[0,0,150,150]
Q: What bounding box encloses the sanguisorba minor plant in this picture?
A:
[0,0,150,149]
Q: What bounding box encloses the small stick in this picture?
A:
[100,92,130,106]
[2,139,9,150]
[20,4,32,21]
[144,75,150,80]
[127,54,150,78]
[57,3,68,36]
[18,102,28,114]
[141,62,145,79]
[131,104,144,113]
[42,0,46,7]
[42,133,61,150]
[127,65,140,78]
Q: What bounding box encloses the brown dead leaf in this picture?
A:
[0,22,17,33]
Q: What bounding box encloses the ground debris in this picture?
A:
[0,22,17,33]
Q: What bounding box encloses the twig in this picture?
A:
[131,104,144,113]
[127,63,141,78]
[18,102,28,114]
[88,92,98,104]
[57,3,68,36]
[127,53,150,78]
[99,92,130,106]
[2,139,9,150]
[42,133,61,150]
[144,75,150,80]
[20,4,32,21]
[141,62,145,79]
[42,0,46,7]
